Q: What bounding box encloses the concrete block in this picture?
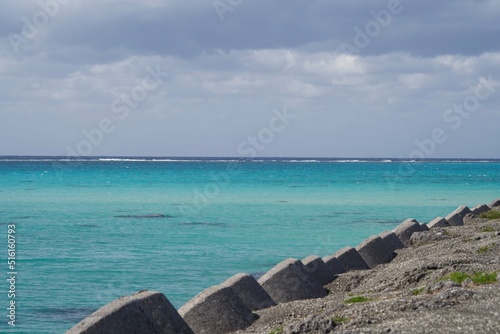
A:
[67,290,193,334]
[134,291,194,334]
[427,217,449,229]
[445,205,472,226]
[258,258,327,303]
[333,247,369,271]
[322,255,346,276]
[393,219,423,246]
[355,236,394,269]
[489,199,500,208]
[179,285,257,334]
[471,204,490,215]
[378,231,405,252]
[302,255,335,286]
[420,223,429,231]
[220,273,276,311]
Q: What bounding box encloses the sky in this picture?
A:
[1,0,499,158]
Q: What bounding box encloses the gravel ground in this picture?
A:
[231,212,500,334]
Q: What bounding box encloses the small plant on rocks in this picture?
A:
[480,211,500,220]
[269,326,284,334]
[344,296,371,304]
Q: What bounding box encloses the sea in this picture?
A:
[0,156,499,333]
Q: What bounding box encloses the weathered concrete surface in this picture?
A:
[302,255,336,286]
[66,290,193,334]
[445,205,472,226]
[378,230,405,252]
[489,198,500,208]
[428,217,450,229]
[134,290,194,334]
[420,223,430,231]
[355,236,394,269]
[220,273,276,311]
[258,258,327,303]
[322,255,346,276]
[179,285,257,334]
[471,204,490,215]
[333,247,369,271]
[393,219,423,246]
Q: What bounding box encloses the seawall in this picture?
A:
[66,198,500,334]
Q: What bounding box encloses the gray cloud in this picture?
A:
[1,0,499,157]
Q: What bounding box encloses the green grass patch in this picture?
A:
[441,271,497,285]
[344,296,371,304]
[478,243,495,253]
[411,287,425,296]
[471,272,497,284]
[332,316,349,324]
[447,272,470,284]
[480,211,500,220]
[269,326,284,334]
[480,226,496,232]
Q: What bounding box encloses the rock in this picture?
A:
[445,206,472,226]
[355,236,394,269]
[427,217,449,229]
[258,258,327,303]
[393,219,423,246]
[284,315,336,334]
[178,285,257,334]
[66,290,193,334]
[410,231,447,246]
[420,223,430,231]
[463,213,477,225]
[220,273,276,311]
[322,255,346,276]
[114,214,171,219]
[489,199,500,208]
[426,280,461,294]
[378,231,405,252]
[332,247,370,271]
[302,255,336,286]
[471,204,490,215]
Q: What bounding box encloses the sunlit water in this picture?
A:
[0,157,499,333]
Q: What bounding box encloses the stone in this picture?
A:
[258,258,327,303]
[410,231,447,246]
[284,315,336,334]
[220,273,276,311]
[333,247,369,271]
[427,217,449,229]
[302,255,336,286]
[393,219,423,246]
[445,206,472,226]
[471,204,490,215]
[378,231,405,252]
[489,199,500,208]
[178,285,257,334]
[355,236,394,269]
[463,213,477,225]
[66,290,193,334]
[322,255,346,276]
[420,223,430,231]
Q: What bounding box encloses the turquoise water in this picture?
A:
[0,157,499,333]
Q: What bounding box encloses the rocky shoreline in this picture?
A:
[234,207,500,334]
[67,200,500,334]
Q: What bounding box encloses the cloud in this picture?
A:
[1,0,499,157]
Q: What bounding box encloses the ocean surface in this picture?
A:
[0,157,499,333]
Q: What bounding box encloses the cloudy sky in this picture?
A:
[1,0,499,158]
